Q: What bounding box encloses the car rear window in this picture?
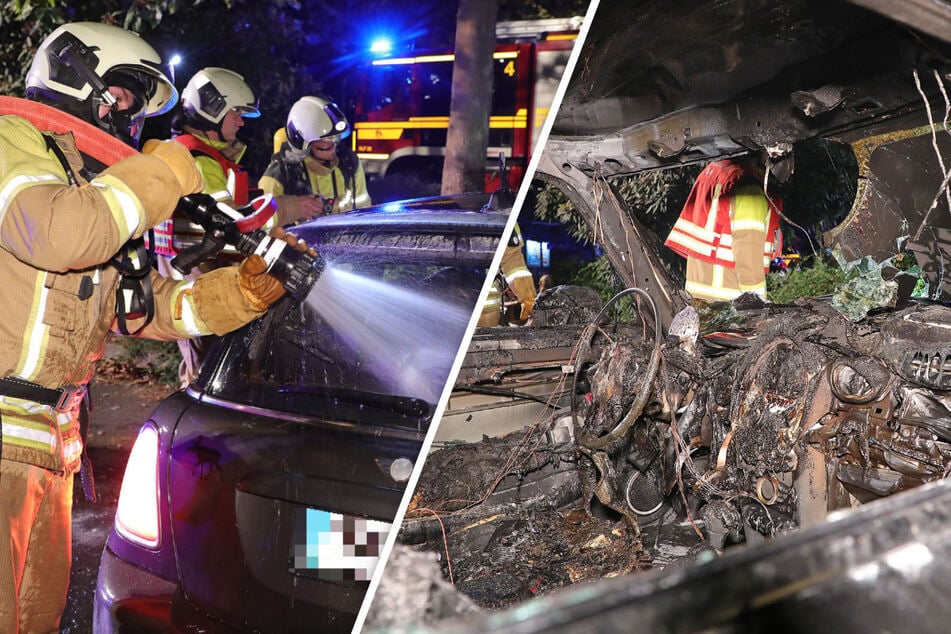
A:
[206,256,487,419]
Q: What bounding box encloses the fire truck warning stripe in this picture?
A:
[355,115,528,133]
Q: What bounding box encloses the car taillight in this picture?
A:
[115,424,160,549]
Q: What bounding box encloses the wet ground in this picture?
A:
[59,378,174,634]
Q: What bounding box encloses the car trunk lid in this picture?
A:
[166,400,418,632]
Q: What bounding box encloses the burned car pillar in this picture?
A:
[825,113,951,301]
[535,155,691,334]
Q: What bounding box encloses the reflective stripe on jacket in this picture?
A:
[665,161,782,272]
[680,184,778,302]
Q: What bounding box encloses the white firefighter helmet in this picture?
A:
[285,95,351,151]
[181,67,260,125]
[25,21,177,146]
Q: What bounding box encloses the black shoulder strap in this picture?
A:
[43,134,78,186]
[336,143,359,191]
[265,149,312,196]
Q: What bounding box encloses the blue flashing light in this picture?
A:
[169,54,182,66]
[370,37,393,56]
[382,202,402,212]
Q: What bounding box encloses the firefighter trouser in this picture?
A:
[0,458,73,634]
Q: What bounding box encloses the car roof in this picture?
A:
[290,193,508,234]
[285,194,510,264]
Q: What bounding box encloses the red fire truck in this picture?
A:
[349,17,582,192]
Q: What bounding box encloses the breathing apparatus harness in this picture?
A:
[269,140,359,208]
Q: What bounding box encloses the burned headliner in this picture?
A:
[542,0,951,174]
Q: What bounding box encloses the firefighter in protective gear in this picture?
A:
[0,24,293,633]
[154,67,265,385]
[664,157,782,302]
[174,66,260,206]
[259,95,372,224]
[23,21,177,150]
[478,224,538,326]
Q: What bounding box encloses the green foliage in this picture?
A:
[610,166,701,229]
[766,257,844,303]
[532,167,701,247]
[531,180,593,244]
[0,1,178,97]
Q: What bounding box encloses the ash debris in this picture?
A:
[363,544,481,632]
[395,291,951,618]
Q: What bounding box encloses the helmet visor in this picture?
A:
[234,103,261,118]
[322,101,350,141]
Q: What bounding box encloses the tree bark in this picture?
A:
[441,0,499,194]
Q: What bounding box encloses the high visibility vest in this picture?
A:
[665,161,782,272]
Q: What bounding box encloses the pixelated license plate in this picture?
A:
[291,507,391,582]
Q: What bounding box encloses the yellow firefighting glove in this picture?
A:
[236,228,317,311]
[192,228,316,334]
[237,254,285,311]
[141,139,204,196]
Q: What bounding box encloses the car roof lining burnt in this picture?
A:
[545,0,951,174]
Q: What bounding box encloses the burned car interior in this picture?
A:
[376,0,951,630]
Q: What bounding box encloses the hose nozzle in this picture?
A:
[173,193,326,301]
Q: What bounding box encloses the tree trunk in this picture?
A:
[441,0,498,195]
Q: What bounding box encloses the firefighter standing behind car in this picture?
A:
[478,224,538,326]
[664,155,783,302]
[0,23,296,633]
[154,67,278,387]
[259,95,372,225]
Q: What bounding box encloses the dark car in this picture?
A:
[93,194,508,633]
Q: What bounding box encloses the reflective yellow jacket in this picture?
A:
[479,224,537,326]
[259,130,372,225]
[0,115,264,472]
